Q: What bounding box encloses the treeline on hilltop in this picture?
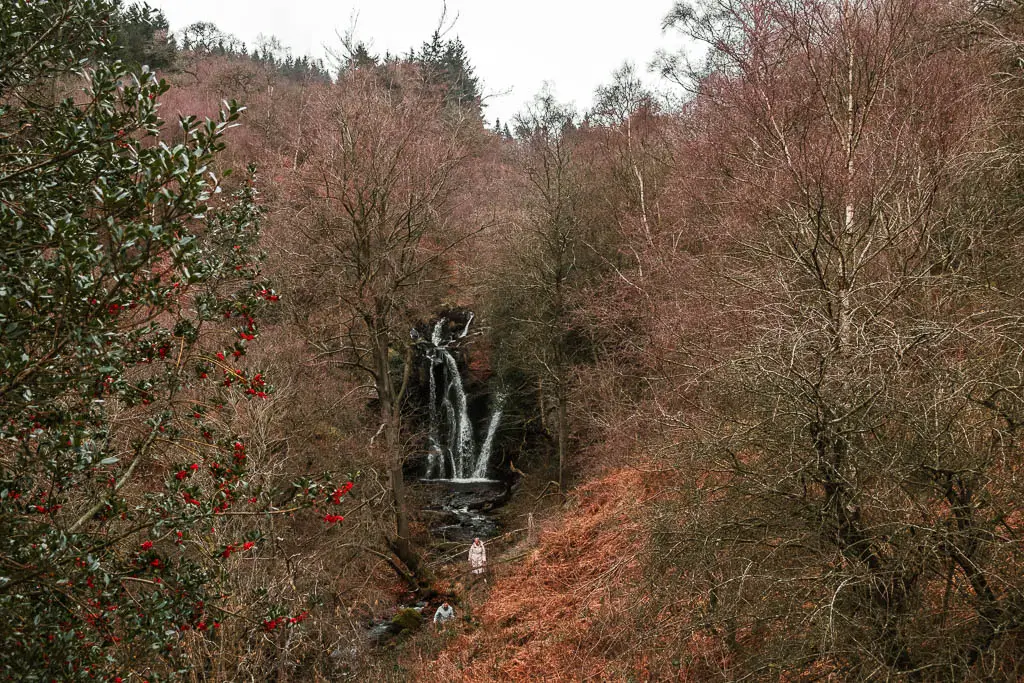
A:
[108,3,483,103]
[3,0,1024,680]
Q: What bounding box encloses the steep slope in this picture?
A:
[414,468,665,681]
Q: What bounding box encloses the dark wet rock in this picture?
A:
[432,506,498,543]
[365,620,399,646]
[417,479,510,542]
[429,479,511,512]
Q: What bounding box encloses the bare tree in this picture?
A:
[651,0,1024,677]
[590,63,670,247]
[285,66,475,579]
[491,91,590,495]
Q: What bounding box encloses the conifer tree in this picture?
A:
[415,31,481,110]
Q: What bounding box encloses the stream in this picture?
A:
[362,311,513,646]
[420,478,510,543]
[360,479,510,647]
[414,310,512,543]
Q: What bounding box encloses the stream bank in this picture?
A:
[362,310,522,646]
[361,477,512,647]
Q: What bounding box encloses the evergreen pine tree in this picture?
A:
[110,2,175,69]
[414,31,481,111]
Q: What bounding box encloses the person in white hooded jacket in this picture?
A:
[468,537,486,577]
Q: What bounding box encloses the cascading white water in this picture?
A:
[425,365,438,479]
[442,393,457,475]
[473,391,506,479]
[443,349,474,475]
[417,314,505,481]
[459,312,474,339]
[430,318,445,346]
[424,319,445,479]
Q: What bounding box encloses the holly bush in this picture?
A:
[0,2,346,680]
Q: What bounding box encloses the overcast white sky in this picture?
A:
[148,0,686,125]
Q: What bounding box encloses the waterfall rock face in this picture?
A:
[419,314,504,481]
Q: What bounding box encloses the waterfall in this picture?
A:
[425,355,441,479]
[430,318,445,346]
[442,392,457,475]
[474,391,506,479]
[417,314,505,481]
[423,321,444,481]
[443,349,474,475]
[459,311,474,339]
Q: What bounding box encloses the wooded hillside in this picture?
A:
[3,0,1024,679]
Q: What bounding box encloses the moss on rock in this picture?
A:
[391,607,423,634]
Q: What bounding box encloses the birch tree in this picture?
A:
[657,0,1024,676]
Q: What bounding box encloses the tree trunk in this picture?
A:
[372,327,422,579]
[384,407,419,571]
[557,379,568,497]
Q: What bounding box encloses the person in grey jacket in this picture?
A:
[433,601,455,628]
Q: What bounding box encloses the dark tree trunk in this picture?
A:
[557,379,568,496]
[372,325,424,585]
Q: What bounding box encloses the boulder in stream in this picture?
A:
[391,607,423,634]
